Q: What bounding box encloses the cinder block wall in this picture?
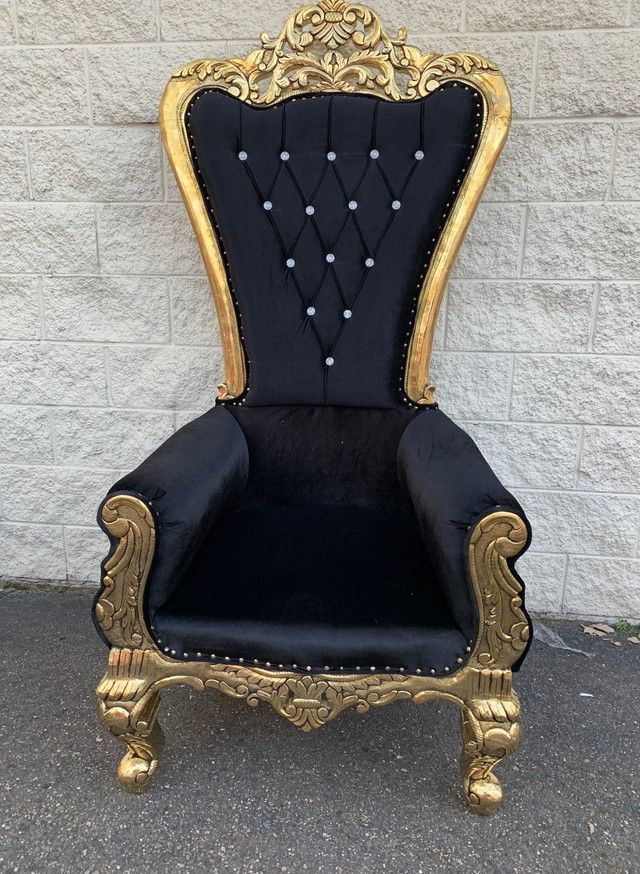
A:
[1,0,638,618]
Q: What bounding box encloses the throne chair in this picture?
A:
[94,0,532,814]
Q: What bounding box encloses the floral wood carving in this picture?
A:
[172,0,496,104]
[95,495,156,649]
[205,665,413,731]
[468,511,530,669]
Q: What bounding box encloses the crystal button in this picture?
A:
[365,257,374,267]
[325,356,334,366]
[348,200,358,210]
[415,149,425,160]
[280,150,290,161]
[286,257,295,268]
[238,150,247,161]
[327,151,336,161]
[263,200,272,210]
[307,306,316,316]
[392,200,401,210]
[305,205,315,215]
[325,253,335,263]
[343,309,352,319]
[370,149,379,159]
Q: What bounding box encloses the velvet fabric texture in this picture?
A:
[398,410,532,651]
[99,405,531,673]
[225,405,419,512]
[187,85,482,407]
[104,406,249,616]
[154,505,468,673]
[95,79,533,674]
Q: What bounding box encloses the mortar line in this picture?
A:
[22,130,34,200]
[81,47,94,125]
[528,34,540,118]
[559,554,570,615]
[587,281,602,351]
[574,424,585,488]
[604,123,619,202]
[517,203,529,276]
[1,26,638,51]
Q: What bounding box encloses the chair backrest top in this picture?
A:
[161,2,511,409]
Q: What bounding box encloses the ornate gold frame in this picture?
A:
[159,0,511,404]
[96,3,527,814]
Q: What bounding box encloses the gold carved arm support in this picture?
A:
[466,510,531,672]
[95,494,156,650]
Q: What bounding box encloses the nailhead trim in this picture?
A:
[152,635,471,676]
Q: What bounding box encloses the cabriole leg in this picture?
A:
[460,669,521,815]
[96,648,165,793]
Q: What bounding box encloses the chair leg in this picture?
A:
[96,648,165,793]
[460,686,521,815]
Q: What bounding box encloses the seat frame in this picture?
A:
[95,1,529,814]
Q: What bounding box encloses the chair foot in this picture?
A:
[115,719,165,793]
[97,648,165,793]
[460,678,521,815]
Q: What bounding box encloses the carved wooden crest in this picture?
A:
[173,0,495,105]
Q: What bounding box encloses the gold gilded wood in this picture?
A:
[159,0,511,402]
[95,495,156,650]
[97,503,528,812]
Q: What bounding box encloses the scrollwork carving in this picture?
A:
[95,495,156,649]
[172,0,496,105]
[467,511,530,669]
[205,666,413,730]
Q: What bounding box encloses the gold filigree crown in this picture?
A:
[174,0,495,104]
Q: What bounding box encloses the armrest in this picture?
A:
[397,409,530,641]
[104,405,249,616]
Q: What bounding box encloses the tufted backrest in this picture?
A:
[186,85,483,408]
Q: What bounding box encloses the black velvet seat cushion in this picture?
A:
[153,505,469,674]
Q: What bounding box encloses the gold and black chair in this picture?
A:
[94,1,532,814]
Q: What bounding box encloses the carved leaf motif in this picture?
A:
[96,497,155,649]
[468,513,530,669]
[204,666,413,731]
[171,2,497,105]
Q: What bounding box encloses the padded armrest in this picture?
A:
[397,409,530,640]
[106,405,249,615]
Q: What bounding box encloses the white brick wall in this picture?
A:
[0,0,638,619]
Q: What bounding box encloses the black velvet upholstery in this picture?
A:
[99,405,531,673]
[226,405,419,512]
[106,406,249,615]
[398,410,531,648]
[97,80,532,676]
[187,85,482,407]
[154,505,469,673]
